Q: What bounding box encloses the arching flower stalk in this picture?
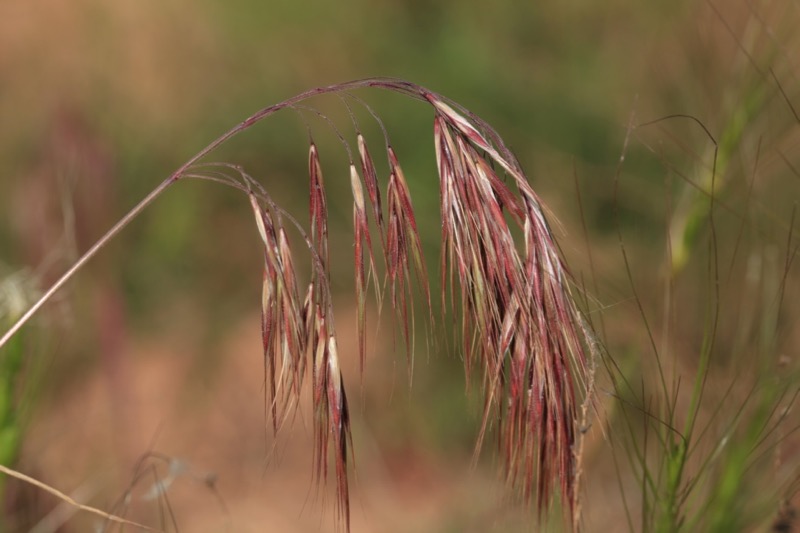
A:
[0,78,595,531]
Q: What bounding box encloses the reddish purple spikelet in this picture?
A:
[309,142,329,267]
[385,146,431,362]
[350,163,376,376]
[357,134,385,240]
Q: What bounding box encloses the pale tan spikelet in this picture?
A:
[325,336,351,532]
[249,193,280,432]
[249,192,312,432]
[277,227,306,400]
[249,192,271,248]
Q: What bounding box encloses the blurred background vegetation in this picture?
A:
[1,0,799,531]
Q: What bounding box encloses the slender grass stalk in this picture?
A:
[0,464,155,531]
[667,2,796,275]
[611,59,800,530]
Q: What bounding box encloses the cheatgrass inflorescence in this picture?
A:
[430,95,591,516]
[0,78,595,531]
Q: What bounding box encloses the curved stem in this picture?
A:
[0,78,429,349]
[0,178,173,349]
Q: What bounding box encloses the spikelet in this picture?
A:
[385,146,430,364]
[308,142,329,267]
[350,163,377,375]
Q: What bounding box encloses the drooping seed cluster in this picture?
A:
[431,95,589,516]
[0,77,593,532]
[247,86,591,531]
[249,144,355,529]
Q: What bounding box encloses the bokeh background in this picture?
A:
[1,0,799,531]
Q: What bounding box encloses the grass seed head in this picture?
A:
[0,78,599,533]
[432,103,589,521]
[221,82,592,531]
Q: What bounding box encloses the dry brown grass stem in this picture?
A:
[0,464,158,531]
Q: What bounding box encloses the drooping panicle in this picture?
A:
[0,78,599,533]
[249,193,308,433]
[254,84,589,531]
[430,95,588,520]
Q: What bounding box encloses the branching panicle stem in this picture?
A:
[1,77,593,532]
